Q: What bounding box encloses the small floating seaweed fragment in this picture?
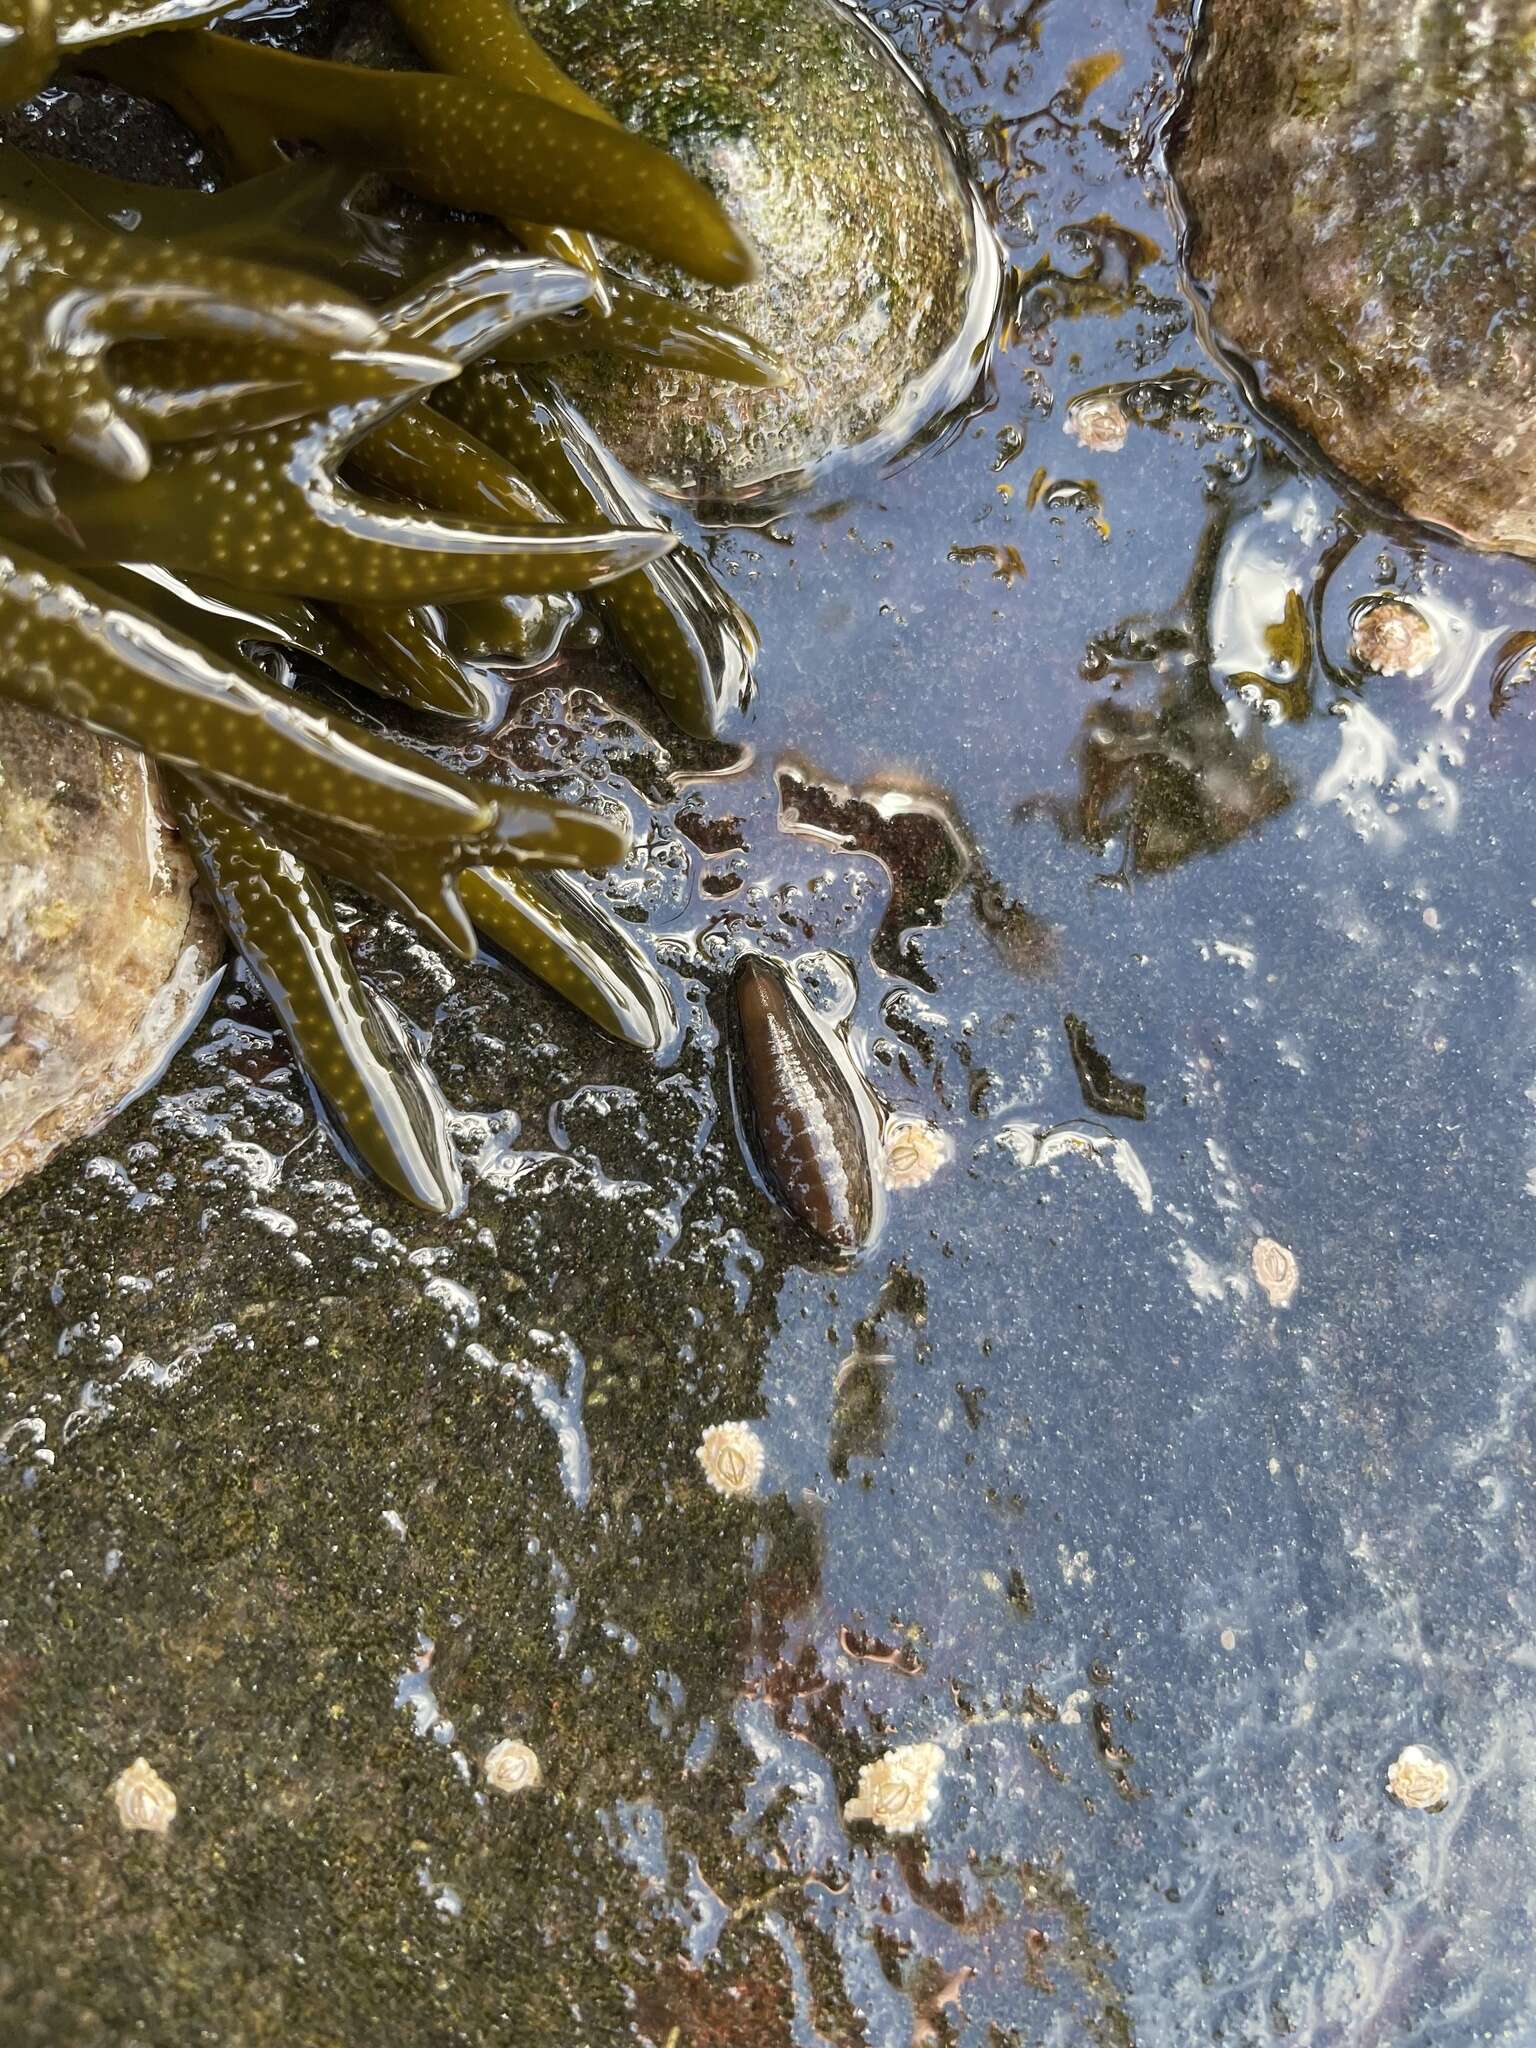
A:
[775,766,973,985]
[696,1420,765,1499]
[1061,50,1123,112]
[881,1117,953,1190]
[1065,394,1128,452]
[844,1741,945,1835]
[948,540,1027,586]
[1386,1744,1452,1812]
[112,1756,177,1834]
[1251,1235,1299,1309]
[728,953,883,1254]
[1063,1013,1146,1121]
[1025,467,1109,537]
[839,1624,923,1675]
[1350,597,1438,678]
[484,1738,543,1795]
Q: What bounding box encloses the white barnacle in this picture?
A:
[882,1117,953,1191]
[844,1741,945,1835]
[484,1739,543,1796]
[1387,1744,1452,1812]
[1252,1236,1299,1308]
[696,1421,765,1499]
[1351,598,1438,678]
[1065,395,1129,453]
[112,1756,176,1834]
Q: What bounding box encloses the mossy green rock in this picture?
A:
[1173,0,1536,558]
[517,0,998,509]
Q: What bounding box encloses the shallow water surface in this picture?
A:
[4,3,1536,2043]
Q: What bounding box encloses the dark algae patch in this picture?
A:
[5,1,1536,2044]
[1064,1013,1147,1122]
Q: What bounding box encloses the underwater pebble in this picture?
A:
[1252,1236,1299,1308]
[845,1741,945,1834]
[696,1421,765,1499]
[484,1739,543,1796]
[111,1757,177,1834]
[1065,395,1129,453]
[1351,599,1438,678]
[1387,1744,1453,1812]
[881,1117,954,1191]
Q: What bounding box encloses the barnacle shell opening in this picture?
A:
[881,1116,953,1191]
[1065,395,1129,453]
[843,1741,945,1835]
[1349,597,1439,678]
[1386,1744,1453,1812]
[696,1420,765,1498]
[484,1739,543,1795]
[112,1756,177,1833]
[1251,1236,1299,1309]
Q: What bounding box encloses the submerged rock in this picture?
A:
[1173,0,1536,558]
[516,0,1001,509]
[0,703,220,1194]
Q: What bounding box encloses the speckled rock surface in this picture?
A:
[1172,0,1536,558]
[0,702,220,1193]
[515,0,1000,509]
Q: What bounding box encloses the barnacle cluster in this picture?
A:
[0,0,770,1213]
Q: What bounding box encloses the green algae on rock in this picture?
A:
[510,0,1003,510]
[0,697,219,1193]
[1172,0,1536,559]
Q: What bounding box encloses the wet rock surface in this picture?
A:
[0,701,219,1194]
[516,0,1001,509]
[1172,0,1536,558]
[4,4,1536,2045]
